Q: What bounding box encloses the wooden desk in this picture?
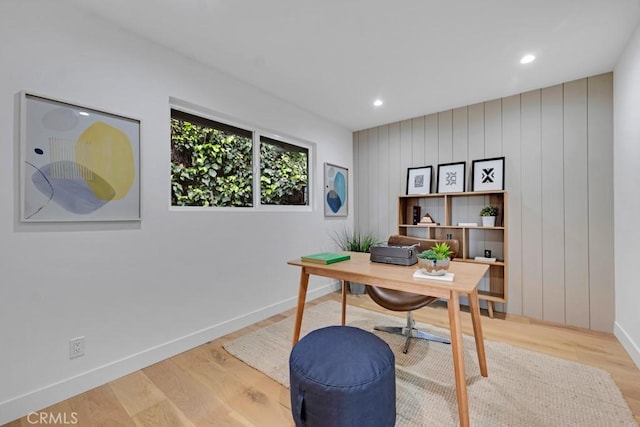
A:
[288,252,489,427]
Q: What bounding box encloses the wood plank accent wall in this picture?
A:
[353,72,614,332]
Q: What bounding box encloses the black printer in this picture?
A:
[369,243,419,266]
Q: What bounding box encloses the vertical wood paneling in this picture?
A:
[521,89,543,319]
[352,132,360,227]
[438,111,453,164]
[377,125,390,240]
[411,117,425,166]
[357,130,370,232]
[351,73,614,331]
[424,114,442,220]
[367,128,379,236]
[452,107,469,222]
[502,94,521,314]
[564,78,590,328]
[484,99,502,158]
[388,123,401,236]
[541,84,566,324]
[587,73,614,332]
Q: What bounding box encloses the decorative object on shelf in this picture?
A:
[406,166,432,195]
[436,161,466,193]
[416,242,452,276]
[472,156,505,191]
[324,162,348,217]
[20,92,141,222]
[419,213,438,226]
[484,249,492,258]
[331,228,382,293]
[480,205,498,227]
[412,205,421,225]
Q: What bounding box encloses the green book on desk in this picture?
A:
[300,252,351,264]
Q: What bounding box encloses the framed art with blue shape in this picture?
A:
[324,162,348,217]
[406,166,432,195]
[20,92,141,222]
[471,156,505,191]
[437,161,466,193]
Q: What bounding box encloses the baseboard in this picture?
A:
[0,280,341,425]
[614,320,640,370]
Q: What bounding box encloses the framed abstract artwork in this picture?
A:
[472,156,505,191]
[20,92,141,222]
[324,162,348,217]
[436,161,466,193]
[406,166,432,195]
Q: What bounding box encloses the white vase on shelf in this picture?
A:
[481,216,496,227]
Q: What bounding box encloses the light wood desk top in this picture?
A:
[288,251,489,427]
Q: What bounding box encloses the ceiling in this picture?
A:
[69,0,640,131]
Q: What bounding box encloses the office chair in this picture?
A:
[366,235,459,354]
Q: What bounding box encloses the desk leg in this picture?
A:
[448,291,470,427]
[341,281,347,326]
[292,269,310,347]
[469,288,488,377]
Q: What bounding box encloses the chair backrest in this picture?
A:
[387,234,459,259]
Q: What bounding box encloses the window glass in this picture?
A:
[260,136,308,206]
[171,109,253,207]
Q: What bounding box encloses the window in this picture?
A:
[260,136,308,206]
[170,108,310,208]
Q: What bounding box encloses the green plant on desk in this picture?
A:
[417,242,452,261]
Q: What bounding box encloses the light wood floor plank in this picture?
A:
[5,292,639,425]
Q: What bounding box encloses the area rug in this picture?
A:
[223,301,637,426]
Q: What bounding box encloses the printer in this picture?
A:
[369,243,419,266]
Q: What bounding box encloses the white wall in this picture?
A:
[613,23,640,370]
[0,1,353,423]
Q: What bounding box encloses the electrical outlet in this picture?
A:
[69,336,85,359]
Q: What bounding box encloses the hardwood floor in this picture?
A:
[6,292,640,426]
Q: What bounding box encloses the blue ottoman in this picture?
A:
[289,326,396,427]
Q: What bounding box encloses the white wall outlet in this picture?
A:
[69,336,85,359]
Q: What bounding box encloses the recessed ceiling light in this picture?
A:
[373,99,383,107]
[78,111,90,116]
[520,54,535,64]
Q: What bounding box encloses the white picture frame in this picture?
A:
[20,92,141,222]
[437,161,466,193]
[406,166,432,195]
[472,156,505,191]
[324,162,348,217]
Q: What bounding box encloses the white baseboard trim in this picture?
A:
[0,280,341,425]
[614,320,640,370]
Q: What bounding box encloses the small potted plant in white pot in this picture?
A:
[480,205,498,227]
[417,242,452,276]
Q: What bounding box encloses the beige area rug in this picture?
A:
[223,301,637,427]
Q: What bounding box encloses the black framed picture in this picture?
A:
[406,166,432,195]
[471,157,505,191]
[436,161,466,193]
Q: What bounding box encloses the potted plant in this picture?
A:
[480,205,498,227]
[417,242,452,276]
[332,228,382,294]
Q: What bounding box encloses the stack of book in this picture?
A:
[300,252,351,264]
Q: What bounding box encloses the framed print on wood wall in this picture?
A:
[472,156,505,191]
[324,162,348,217]
[20,92,141,222]
[437,161,466,193]
[406,166,432,195]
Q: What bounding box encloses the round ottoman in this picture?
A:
[289,325,396,427]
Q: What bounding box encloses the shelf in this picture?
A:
[398,190,508,316]
[400,224,504,230]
